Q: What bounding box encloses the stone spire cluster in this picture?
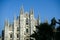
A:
[4,5,40,40]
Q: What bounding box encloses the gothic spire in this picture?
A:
[14,14,16,20]
[29,8,34,15]
[37,12,40,25]
[20,5,24,15]
[5,19,9,26]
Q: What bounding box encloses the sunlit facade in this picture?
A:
[4,6,40,40]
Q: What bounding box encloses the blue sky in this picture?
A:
[0,0,60,35]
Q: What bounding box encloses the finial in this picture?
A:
[38,11,40,20]
[14,14,16,20]
[20,5,24,14]
[30,8,34,15]
[37,11,40,25]
[5,19,9,26]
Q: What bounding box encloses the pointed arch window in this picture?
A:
[10,34,12,38]
[17,34,19,38]
[26,29,28,33]
[26,18,29,25]
[17,27,19,31]
[26,39,29,40]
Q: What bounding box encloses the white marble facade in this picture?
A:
[4,6,40,40]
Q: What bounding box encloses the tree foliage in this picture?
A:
[30,17,60,40]
[30,23,53,40]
